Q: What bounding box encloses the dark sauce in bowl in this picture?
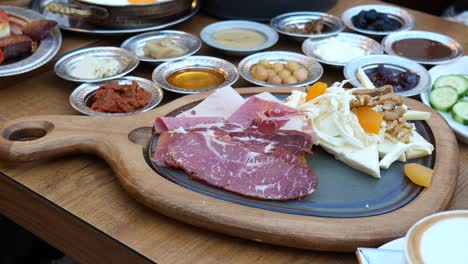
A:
[391,38,453,61]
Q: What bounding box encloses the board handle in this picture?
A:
[0,115,134,162]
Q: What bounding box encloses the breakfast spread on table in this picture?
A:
[0,1,465,255]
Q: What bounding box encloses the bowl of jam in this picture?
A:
[152,56,239,94]
[344,54,431,97]
[382,31,464,65]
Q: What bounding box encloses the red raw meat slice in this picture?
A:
[228,97,298,128]
[154,117,223,134]
[167,131,318,200]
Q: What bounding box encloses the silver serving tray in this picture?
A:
[70,76,163,116]
[54,46,139,83]
[270,11,345,41]
[34,0,200,35]
[152,55,239,94]
[238,51,323,87]
[343,54,431,97]
[302,32,383,68]
[341,4,415,36]
[121,30,201,64]
[381,30,464,65]
[200,20,279,56]
[0,6,62,77]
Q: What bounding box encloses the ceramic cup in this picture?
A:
[404,210,468,264]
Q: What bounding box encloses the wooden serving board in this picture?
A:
[0,87,459,252]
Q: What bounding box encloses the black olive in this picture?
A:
[365,9,378,20]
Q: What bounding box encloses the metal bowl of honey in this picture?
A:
[152,56,239,94]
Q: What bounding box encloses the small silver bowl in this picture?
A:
[152,56,239,94]
[121,30,202,64]
[270,11,345,41]
[302,32,383,68]
[343,54,431,97]
[200,20,279,57]
[238,51,323,87]
[55,47,140,83]
[69,76,164,116]
[381,30,464,65]
[341,4,415,37]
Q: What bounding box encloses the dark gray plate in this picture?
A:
[147,94,434,218]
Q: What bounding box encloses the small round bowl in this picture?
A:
[152,56,239,94]
[341,4,415,36]
[343,54,431,97]
[270,11,345,41]
[69,76,164,116]
[238,51,323,87]
[382,30,464,65]
[200,20,279,56]
[120,30,202,64]
[302,32,383,68]
[55,47,139,83]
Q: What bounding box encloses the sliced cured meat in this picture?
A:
[253,111,317,139]
[167,131,317,200]
[228,96,298,128]
[154,117,223,134]
[177,86,245,118]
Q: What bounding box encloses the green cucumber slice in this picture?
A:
[429,86,458,112]
[452,101,468,125]
[433,75,468,97]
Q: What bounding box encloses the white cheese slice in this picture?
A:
[406,131,434,159]
[356,67,375,89]
[402,110,431,121]
[320,141,380,178]
[378,137,406,162]
[283,90,306,108]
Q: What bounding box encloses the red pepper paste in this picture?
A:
[90,81,152,113]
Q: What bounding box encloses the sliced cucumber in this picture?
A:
[452,101,468,125]
[433,75,468,97]
[429,86,458,112]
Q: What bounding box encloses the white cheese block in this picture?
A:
[320,141,380,178]
[0,21,10,39]
[402,110,431,121]
[406,131,434,159]
[378,137,406,162]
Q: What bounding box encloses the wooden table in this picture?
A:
[0,0,467,263]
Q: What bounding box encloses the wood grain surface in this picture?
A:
[0,0,467,263]
[0,87,459,252]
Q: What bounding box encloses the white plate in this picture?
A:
[200,20,279,56]
[421,56,468,144]
[379,237,405,250]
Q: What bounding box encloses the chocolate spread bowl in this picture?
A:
[69,76,164,116]
[382,31,464,65]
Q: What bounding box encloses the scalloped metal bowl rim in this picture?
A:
[54,47,140,83]
[200,20,279,52]
[0,6,62,77]
[341,4,416,36]
[342,54,432,97]
[301,33,384,67]
[381,30,464,65]
[69,76,164,116]
[238,51,324,87]
[152,56,240,94]
[270,11,346,39]
[120,30,202,63]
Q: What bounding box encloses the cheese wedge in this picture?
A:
[320,140,381,178]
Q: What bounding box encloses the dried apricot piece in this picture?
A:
[404,163,433,187]
[356,106,383,134]
[306,82,327,101]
